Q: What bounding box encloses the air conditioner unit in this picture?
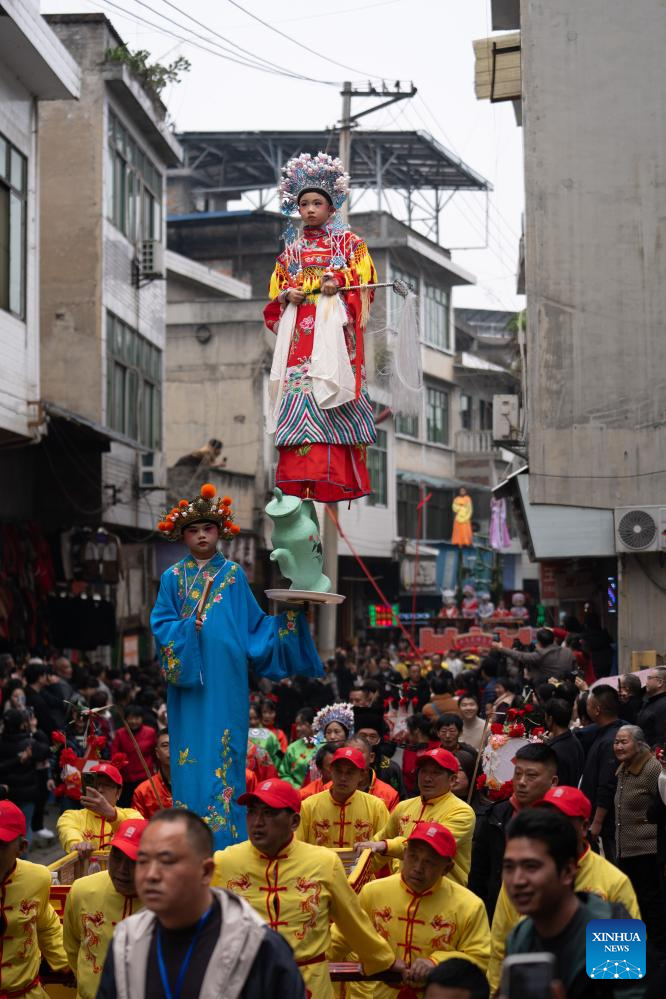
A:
[614,506,666,553]
[139,450,166,489]
[139,239,165,279]
[492,394,520,442]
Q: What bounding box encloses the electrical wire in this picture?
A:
[88,0,339,86]
[221,0,388,79]
[146,0,342,82]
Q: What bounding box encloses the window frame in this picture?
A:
[0,133,27,319]
[107,110,163,244]
[106,311,162,448]
[422,282,451,352]
[367,427,388,507]
[426,384,450,446]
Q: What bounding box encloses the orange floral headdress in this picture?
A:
[156,483,241,541]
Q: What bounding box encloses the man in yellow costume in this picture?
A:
[332,822,489,998]
[213,778,401,998]
[298,747,388,849]
[357,748,475,886]
[56,763,143,856]
[63,818,147,999]
[487,786,641,993]
[0,801,68,998]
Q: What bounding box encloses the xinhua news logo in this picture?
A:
[586,919,646,980]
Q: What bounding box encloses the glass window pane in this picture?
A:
[153,385,161,448]
[0,185,8,310]
[0,137,7,181]
[126,369,139,439]
[10,149,25,193]
[8,192,24,316]
[111,362,126,433]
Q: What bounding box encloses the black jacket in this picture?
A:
[637,691,666,749]
[468,797,515,918]
[579,719,622,833]
[549,729,585,788]
[0,730,50,803]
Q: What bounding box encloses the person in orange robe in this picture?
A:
[452,488,474,547]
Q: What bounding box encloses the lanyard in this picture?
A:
[156,905,213,999]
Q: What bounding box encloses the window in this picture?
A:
[460,393,472,430]
[395,412,419,437]
[479,399,493,430]
[426,386,449,445]
[367,428,388,506]
[425,489,453,540]
[397,480,420,537]
[106,312,162,447]
[390,263,418,323]
[423,284,450,350]
[107,111,162,242]
[0,135,27,318]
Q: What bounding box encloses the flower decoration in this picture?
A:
[51,730,66,746]
[278,152,350,216]
[111,752,128,771]
[156,483,240,542]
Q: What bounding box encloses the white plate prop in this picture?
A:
[265,588,345,605]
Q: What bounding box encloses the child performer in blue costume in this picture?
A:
[151,483,322,848]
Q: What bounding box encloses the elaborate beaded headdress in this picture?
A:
[313,702,355,742]
[278,152,350,215]
[278,152,351,273]
[156,483,241,541]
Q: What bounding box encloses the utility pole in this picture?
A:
[318,80,416,661]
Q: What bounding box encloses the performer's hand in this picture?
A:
[195,617,203,631]
[388,959,406,977]
[354,839,385,858]
[321,279,338,296]
[403,959,435,984]
[73,841,95,859]
[491,641,504,651]
[286,288,305,304]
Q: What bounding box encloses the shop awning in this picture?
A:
[397,471,491,493]
[493,467,615,559]
[44,402,150,452]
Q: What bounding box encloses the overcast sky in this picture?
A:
[42,0,525,313]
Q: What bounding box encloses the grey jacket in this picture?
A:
[503,642,575,681]
[112,888,267,999]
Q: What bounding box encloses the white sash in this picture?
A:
[267,294,356,435]
[310,294,356,410]
[267,302,297,434]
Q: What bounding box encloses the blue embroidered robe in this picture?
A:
[150,553,322,848]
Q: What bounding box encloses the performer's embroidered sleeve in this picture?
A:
[264,259,290,333]
[236,570,323,681]
[150,572,203,688]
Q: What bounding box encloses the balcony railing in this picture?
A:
[455,429,499,454]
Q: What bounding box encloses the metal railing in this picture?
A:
[455,429,499,454]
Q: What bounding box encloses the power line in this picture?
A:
[90,0,339,86]
[151,0,342,83]
[220,0,388,79]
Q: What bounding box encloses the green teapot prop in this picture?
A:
[264,489,344,604]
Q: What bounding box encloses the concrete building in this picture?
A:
[34,13,181,654]
[0,1,79,444]
[477,0,666,661]
[0,3,81,655]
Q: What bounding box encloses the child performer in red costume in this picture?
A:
[264,152,377,503]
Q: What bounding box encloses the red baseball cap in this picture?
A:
[110,818,148,860]
[91,763,123,787]
[0,801,27,843]
[407,822,457,859]
[330,747,366,770]
[538,786,592,820]
[416,748,459,773]
[237,778,301,813]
